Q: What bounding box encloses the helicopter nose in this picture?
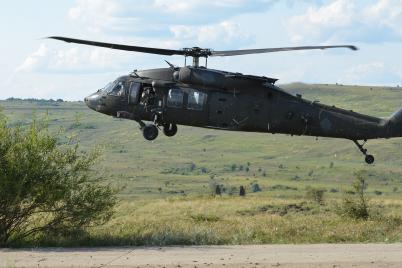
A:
[84,93,101,111]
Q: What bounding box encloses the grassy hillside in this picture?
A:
[2,83,402,246]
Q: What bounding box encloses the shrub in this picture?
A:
[215,185,222,195]
[338,172,370,220]
[251,183,261,193]
[374,190,383,196]
[0,116,116,246]
[209,181,222,196]
[230,164,237,171]
[190,214,220,223]
[305,187,326,205]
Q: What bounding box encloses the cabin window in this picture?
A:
[129,82,141,104]
[187,89,207,111]
[167,88,184,108]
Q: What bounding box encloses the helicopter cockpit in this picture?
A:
[85,76,158,117]
[85,78,128,114]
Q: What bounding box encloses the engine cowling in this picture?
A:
[173,67,225,88]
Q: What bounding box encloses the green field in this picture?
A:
[2,83,402,246]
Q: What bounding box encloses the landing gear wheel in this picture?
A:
[365,155,375,165]
[163,123,178,137]
[142,124,158,141]
[352,140,375,165]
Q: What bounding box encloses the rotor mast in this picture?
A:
[192,56,199,67]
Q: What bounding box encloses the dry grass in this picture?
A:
[23,196,402,247]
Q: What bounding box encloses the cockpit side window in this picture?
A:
[167,88,183,108]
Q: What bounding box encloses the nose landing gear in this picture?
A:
[352,140,375,164]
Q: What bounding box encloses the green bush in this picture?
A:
[251,183,261,192]
[0,115,117,247]
[338,171,370,220]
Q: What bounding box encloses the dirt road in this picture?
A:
[1,244,402,268]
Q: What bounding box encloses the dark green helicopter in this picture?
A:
[49,36,402,164]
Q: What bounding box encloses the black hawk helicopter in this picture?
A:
[49,36,402,164]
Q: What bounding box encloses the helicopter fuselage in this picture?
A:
[85,67,399,141]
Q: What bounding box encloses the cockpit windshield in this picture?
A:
[103,81,117,93]
[102,80,125,96]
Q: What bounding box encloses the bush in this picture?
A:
[374,190,383,196]
[230,164,237,171]
[305,187,326,205]
[190,214,220,223]
[209,181,222,196]
[251,183,261,192]
[0,116,117,246]
[338,172,370,220]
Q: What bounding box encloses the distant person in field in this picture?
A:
[239,186,246,196]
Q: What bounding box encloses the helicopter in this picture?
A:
[49,36,402,164]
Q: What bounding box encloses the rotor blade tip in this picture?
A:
[350,45,359,51]
[47,36,61,41]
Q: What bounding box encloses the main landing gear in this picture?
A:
[115,111,178,141]
[352,140,375,164]
[142,124,159,141]
[141,123,178,141]
[163,123,178,137]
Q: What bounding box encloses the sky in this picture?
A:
[1,0,402,100]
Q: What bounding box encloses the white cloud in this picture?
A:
[342,61,385,81]
[170,21,252,46]
[16,43,131,74]
[17,44,48,72]
[287,0,353,43]
[67,0,277,34]
[363,0,402,35]
[287,0,402,43]
[152,0,271,14]
[17,0,262,76]
[68,0,121,33]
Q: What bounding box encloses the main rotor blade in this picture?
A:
[211,45,358,57]
[48,36,186,56]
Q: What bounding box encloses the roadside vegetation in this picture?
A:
[30,174,402,247]
[0,113,116,247]
[2,83,402,246]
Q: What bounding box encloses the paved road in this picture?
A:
[1,244,402,268]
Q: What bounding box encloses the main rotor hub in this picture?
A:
[182,47,212,67]
[182,47,212,58]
